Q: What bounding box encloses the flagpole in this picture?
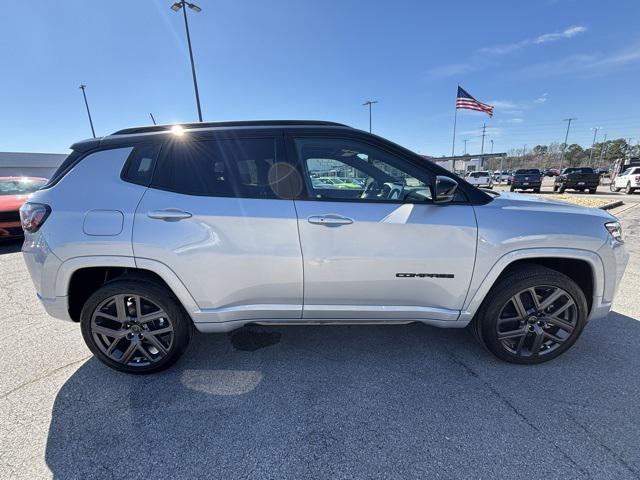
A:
[451,88,458,173]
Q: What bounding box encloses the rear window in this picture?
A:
[564,167,594,174]
[469,171,489,178]
[121,143,162,186]
[151,137,281,198]
[515,169,540,174]
[0,177,47,196]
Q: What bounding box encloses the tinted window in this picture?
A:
[515,169,540,174]
[295,137,432,202]
[0,177,47,196]
[152,138,281,198]
[122,143,162,186]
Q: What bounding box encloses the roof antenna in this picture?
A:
[149,113,157,125]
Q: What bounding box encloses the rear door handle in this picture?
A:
[308,214,354,227]
[147,209,192,221]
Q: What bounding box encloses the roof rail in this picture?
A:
[111,120,350,136]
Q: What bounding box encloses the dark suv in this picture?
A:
[510,169,542,192]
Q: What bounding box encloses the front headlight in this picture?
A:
[605,221,623,243]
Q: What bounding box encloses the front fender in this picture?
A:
[458,248,605,325]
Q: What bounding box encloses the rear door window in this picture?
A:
[151,137,291,199]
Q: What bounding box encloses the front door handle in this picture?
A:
[308,214,354,227]
[147,209,193,221]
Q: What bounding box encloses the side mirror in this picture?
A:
[433,176,458,204]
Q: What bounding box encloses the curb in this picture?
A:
[600,200,624,210]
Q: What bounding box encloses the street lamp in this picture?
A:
[78,84,96,138]
[171,1,204,122]
[362,100,378,133]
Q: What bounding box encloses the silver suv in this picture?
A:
[21,121,628,373]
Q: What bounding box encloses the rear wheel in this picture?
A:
[533,188,541,193]
[558,184,566,193]
[471,265,587,364]
[589,188,597,194]
[510,186,515,192]
[610,183,621,192]
[80,280,193,374]
[625,183,635,195]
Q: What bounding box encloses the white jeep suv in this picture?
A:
[21,121,628,373]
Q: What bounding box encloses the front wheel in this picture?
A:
[471,265,587,364]
[80,279,193,374]
[510,186,515,192]
[558,184,566,193]
[589,188,597,194]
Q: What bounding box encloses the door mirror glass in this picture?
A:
[433,176,458,204]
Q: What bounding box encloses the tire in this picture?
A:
[625,183,634,195]
[510,186,515,192]
[589,188,597,194]
[558,184,566,193]
[533,188,540,193]
[610,183,621,192]
[471,264,588,364]
[553,184,558,192]
[80,279,193,374]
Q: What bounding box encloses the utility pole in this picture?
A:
[78,84,96,138]
[171,1,204,122]
[480,123,486,169]
[589,127,600,166]
[490,139,494,154]
[559,117,577,171]
[149,113,157,125]
[362,100,378,133]
[463,139,468,155]
[598,133,608,164]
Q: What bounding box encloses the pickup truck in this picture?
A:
[611,166,640,194]
[554,167,600,194]
[510,169,542,192]
[465,171,493,188]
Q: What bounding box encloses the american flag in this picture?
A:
[456,86,494,117]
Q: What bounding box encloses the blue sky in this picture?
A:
[1,0,639,156]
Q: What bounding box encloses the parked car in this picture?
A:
[0,176,47,240]
[610,166,640,194]
[544,169,560,177]
[493,170,509,183]
[465,171,493,189]
[510,169,542,192]
[21,120,628,373]
[554,167,600,194]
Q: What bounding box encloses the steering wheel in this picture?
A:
[361,179,381,199]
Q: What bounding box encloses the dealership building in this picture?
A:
[0,152,67,179]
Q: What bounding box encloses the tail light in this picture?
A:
[19,202,51,233]
[635,175,640,183]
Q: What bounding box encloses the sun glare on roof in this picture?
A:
[171,125,185,136]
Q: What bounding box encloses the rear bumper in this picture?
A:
[37,293,72,321]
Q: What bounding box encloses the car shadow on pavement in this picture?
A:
[45,313,640,479]
[0,239,22,255]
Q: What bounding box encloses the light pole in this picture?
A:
[171,1,203,122]
[589,127,601,166]
[598,133,608,164]
[362,100,378,133]
[78,84,96,138]
[559,117,577,171]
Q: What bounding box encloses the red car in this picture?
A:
[0,176,48,240]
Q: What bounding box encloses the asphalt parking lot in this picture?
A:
[1,199,639,479]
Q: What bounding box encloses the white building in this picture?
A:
[0,152,67,178]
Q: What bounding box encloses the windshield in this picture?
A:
[0,178,47,196]
[515,169,539,175]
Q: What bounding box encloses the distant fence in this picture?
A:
[0,152,68,179]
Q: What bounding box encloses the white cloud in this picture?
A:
[521,45,640,77]
[490,100,518,110]
[431,25,587,77]
[535,93,549,103]
[534,25,587,44]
